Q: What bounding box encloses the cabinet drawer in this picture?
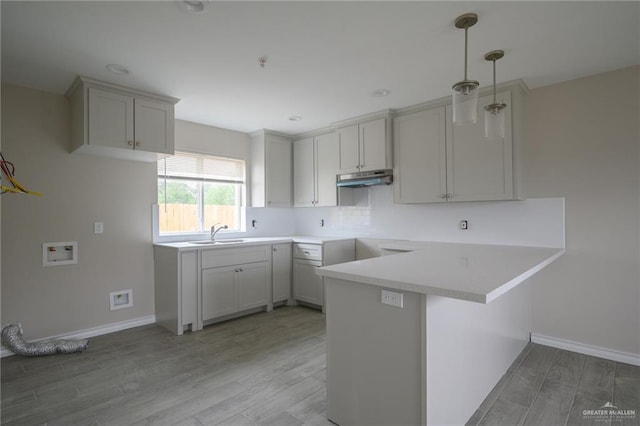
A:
[293,243,323,261]
[201,245,271,269]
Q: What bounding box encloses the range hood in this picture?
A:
[337,169,393,188]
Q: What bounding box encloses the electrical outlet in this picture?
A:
[94,222,104,234]
[459,220,469,230]
[381,289,404,308]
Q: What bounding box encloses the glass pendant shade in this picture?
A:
[484,103,506,139]
[452,81,479,125]
[483,50,507,140]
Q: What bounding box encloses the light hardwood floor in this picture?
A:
[2,306,639,425]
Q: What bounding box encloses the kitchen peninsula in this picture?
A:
[317,241,564,426]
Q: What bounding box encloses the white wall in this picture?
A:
[294,187,565,248]
[1,84,156,340]
[526,66,639,357]
[171,119,297,239]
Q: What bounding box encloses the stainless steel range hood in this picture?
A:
[337,169,393,188]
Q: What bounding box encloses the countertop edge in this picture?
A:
[318,269,487,303]
[318,244,565,304]
[484,248,565,303]
[154,235,355,250]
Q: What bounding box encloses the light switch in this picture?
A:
[94,222,104,234]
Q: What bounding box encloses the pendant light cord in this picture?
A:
[464,27,469,81]
[492,59,497,104]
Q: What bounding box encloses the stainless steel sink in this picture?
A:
[190,239,245,245]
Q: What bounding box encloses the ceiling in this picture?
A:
[2,1,639,135]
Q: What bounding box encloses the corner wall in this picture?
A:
[526,66,640,357]
[1,84,156,340]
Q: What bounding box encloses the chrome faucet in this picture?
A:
[210,224,228,241]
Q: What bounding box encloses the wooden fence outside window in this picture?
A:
[159,204,238,233]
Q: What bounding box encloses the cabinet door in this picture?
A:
[237,262,270,311]
[394,108,447,203]
[293,137,316,207]
[134,97,174,155]
[293,259,323,306]
[202,266,237,321]
[360,118,388,171]
[337,124,360,173]
[88,88,134,149]
[446,91,513,202]
[265,135,292,207]
[315,132,339,207]
[272,244,292,303]
[180,251,199,329]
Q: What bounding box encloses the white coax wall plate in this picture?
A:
[110,290,133,310]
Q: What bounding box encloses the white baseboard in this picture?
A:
[531,333,640,366]
[1,315,156,358]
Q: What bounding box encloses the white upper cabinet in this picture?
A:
[293,137,316,207]
[293,132,339,207]
[251,131,293,208]
[359,118,388,171]
[133,97,174,154]
[337,124,360,173]
[67,76,178,162]
[394,84,524,203]
[445,92,514,202]
[314,132,339,206]
[394,107,447,203]
[337,116,391,174]
[88,88,134,150]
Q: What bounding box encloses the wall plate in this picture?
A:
[110,289,133,310]
[43,242,78,267]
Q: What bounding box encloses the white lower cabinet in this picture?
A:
[155,239,352,333]
[272,243,292,304]
[202,265,237,320]
[153,246,201,335]
[201,259,271,323]
[237,262,271,311]
[293,258,323,306]
[155,244,275,335]
[292,240,355,310]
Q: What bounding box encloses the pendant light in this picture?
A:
[452,13,480,125]
[483,50,507,139]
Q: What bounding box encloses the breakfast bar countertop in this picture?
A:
[317,241,565,304]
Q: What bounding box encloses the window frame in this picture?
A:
[154,151,247,242]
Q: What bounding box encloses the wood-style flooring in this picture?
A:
[2,306,639,425]
[1,306,329,425]
[467,341,640,426]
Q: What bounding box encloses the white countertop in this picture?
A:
[317,241,565,304]
[154,235,354,250]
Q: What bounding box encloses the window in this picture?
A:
[157,151,245,234]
